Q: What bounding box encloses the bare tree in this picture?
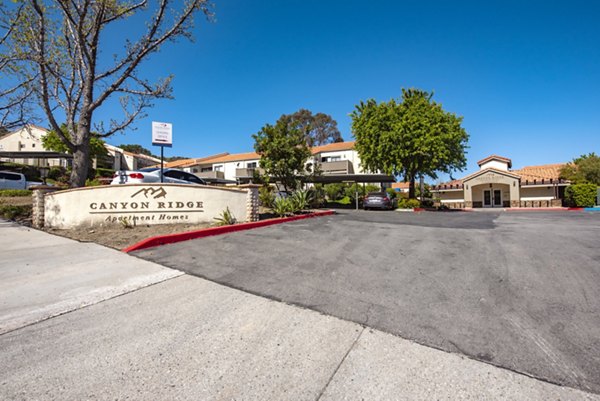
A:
[0,0,212,186]
[0,3,36,131]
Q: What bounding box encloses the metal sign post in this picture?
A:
[152,121,173,183]
[160,146,164,182]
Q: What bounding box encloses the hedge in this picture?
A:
[565,184,597,207]
[0,204,32,220]
[0,189,32,197]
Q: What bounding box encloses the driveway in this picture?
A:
[134,210,600,394]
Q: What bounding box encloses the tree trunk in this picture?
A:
[408,177,416,199]
[70,142,90,188]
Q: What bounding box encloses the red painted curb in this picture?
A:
[506,207,577,212]
[122,210,336,253]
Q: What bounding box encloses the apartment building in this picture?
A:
[0,125,159,171]
[174,141,392,186]
[0,125,67,167]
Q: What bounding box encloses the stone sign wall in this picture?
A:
[42,183,257,229]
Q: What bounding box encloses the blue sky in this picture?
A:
[95,0,599,178]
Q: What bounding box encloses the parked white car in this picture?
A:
[110,168,207,186]
[0,171,43,190]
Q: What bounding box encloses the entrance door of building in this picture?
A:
[483,189,502,207]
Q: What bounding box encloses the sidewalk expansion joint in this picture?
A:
[0,273,185,337]
[315,326,365,401]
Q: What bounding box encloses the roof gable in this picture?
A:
[477,155,512,169]
[462,168,521,183]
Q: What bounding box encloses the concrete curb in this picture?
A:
[122,210,336,253]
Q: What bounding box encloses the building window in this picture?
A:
[247,162,257,168]
[32,144,36,148]
[214,165,223,172]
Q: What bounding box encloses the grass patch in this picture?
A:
[331,196,352,205]
[0,189,32,197]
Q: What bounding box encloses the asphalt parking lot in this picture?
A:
[134,210,600,394]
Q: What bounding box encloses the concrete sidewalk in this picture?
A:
[0,220,182,334]
[1,221,598,400]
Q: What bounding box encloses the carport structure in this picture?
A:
[308,173,396,209]
[0,151,72,165]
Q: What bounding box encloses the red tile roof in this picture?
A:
[391,182,410,190]
[150,152,230,168]
[203,151,260,164]
[433,163,567,189]
[512,163,565,182]
[311,141,355,154]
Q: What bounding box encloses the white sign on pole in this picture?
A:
[152,121,172,147]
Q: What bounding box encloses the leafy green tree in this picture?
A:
[253,117,312,193]
[1,1,212,187]
[119,144,156,157]
[43,125,107,158]
[351,89,469,198]
[282,109,342,147]
[560,153,600,185]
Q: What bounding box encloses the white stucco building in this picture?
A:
[158,141,388,185]
[0,125,159,171]
[0,125,66,167]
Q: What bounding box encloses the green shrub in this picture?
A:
[0,189,32,197]
[214,207,237,226]
[565,184,597,207]
[386,188,397,199]
[95,167,115,178]
[334,196,352,205]
[365,184,380,193]
[85,178,103,187]
[344,183,364,202]
[397,198,421,209]
[291,189,313,211]
[259,186,275,208]
[0,204,32,220]
[308,186,326,208]
[48,166,67,181]
[407,199,422,208]
[272,197,293,217]
[324,183,345,201]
